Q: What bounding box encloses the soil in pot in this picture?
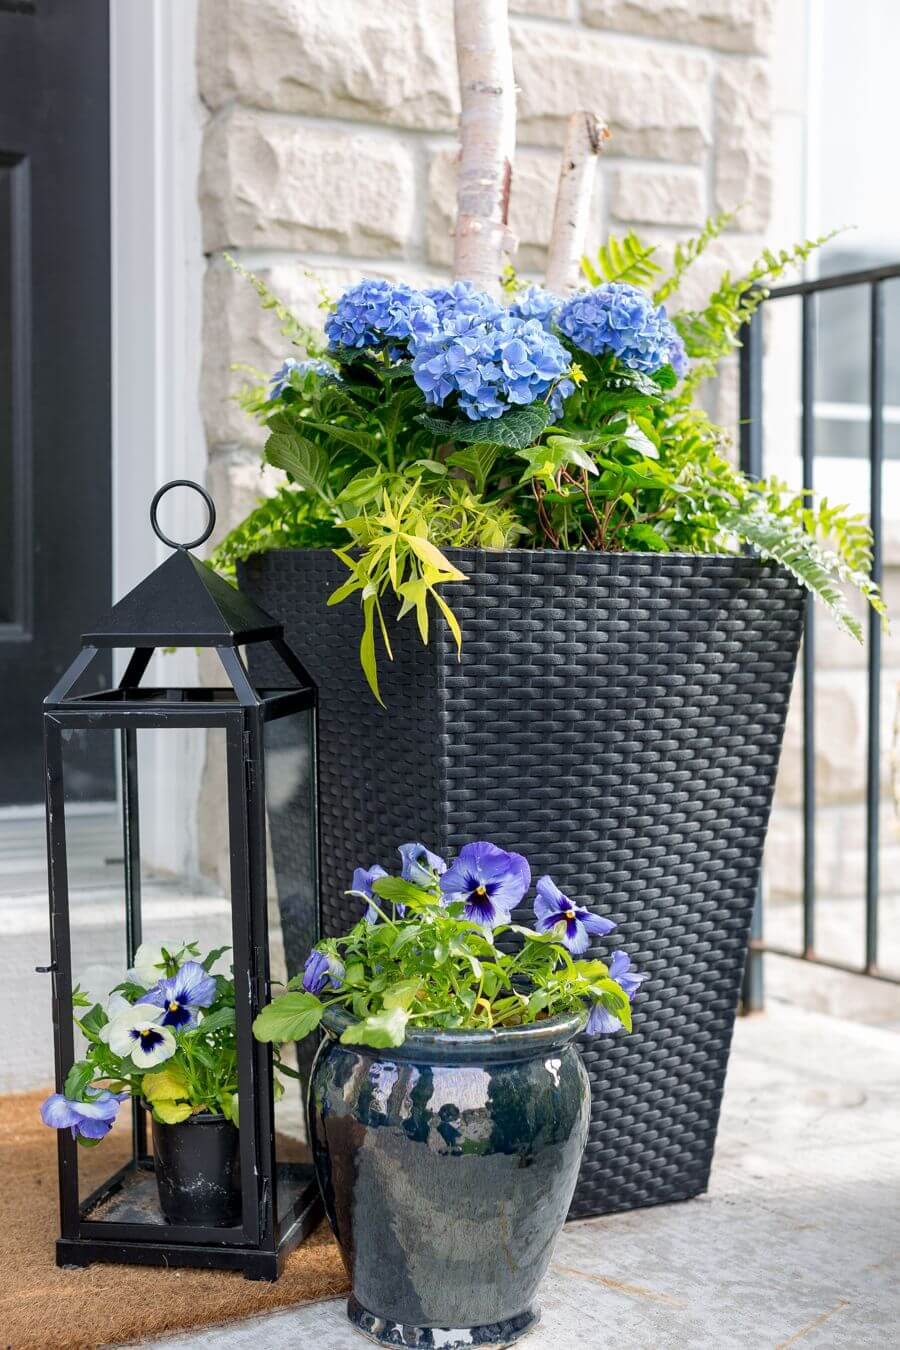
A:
[309,1007,590,1349]
[151,1112,241,1227]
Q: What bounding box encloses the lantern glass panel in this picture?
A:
[59,721,249,1238]
[262,705,319,1236]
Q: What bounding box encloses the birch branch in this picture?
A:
[545,111,609,294]
[452,0,517,298]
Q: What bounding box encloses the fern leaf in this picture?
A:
[584,231,662,287]
[653,208,738,304]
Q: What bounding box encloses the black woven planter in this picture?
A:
[238,548,803,1219]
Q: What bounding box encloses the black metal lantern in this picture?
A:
[41,481,322,1279]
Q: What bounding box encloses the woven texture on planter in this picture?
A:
[240,548,803,1219]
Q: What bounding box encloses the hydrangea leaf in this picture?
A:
[264,431,330,497]
[417,404,550,449]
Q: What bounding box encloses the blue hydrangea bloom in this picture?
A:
[269,358,337,399]
[423,281,502,324]
[556,282,684,375]
[412,312,570,421]
[509,286,563,332]
[324,279,438,353]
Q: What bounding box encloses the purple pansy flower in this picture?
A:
[352,863,390,923]
[301,949,344,994]
[439,841,531,928]
[40,1089,127,1141]
[398,842,447,887]
[138,960,217,1030]
[533,876,616,955]
[585,949,647,1035]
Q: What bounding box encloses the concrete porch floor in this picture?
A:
[135,999,900,1350]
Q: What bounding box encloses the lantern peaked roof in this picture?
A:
[82,548,282,648]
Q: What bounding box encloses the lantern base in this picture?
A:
[55,1170,323,1280]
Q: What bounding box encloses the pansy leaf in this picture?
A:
[193,1007,236,1036]
[78,1003,108,1043]
[340,1006,410,1049]
[382,979,422,1010]
[152,1100,194,1125]
[372,876,433,908]
[417,403,550,449]
[142,1063,189,1102]
[64,1060,95,1101]
[201,945,231,972]
[252,992,323,1043]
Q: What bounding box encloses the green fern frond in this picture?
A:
[582,231,662,288]
[724,503,885,642]
[653,207,739,304]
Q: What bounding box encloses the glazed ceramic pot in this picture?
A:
[309,1006,590,1349]
[151,1112,241,1226]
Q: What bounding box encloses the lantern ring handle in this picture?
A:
[150,480,216,551]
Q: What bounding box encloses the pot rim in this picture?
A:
[147,1109,232,1127]
[247,544,786,567]
[319,1005,587,1063]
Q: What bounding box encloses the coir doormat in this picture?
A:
[0,1090,349,1349]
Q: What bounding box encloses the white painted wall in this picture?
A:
[110,0,207,879]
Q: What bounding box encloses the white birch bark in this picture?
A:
[545,111,609,294]
[452,0,517,298]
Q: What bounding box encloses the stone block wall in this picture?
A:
[196,0,774,535]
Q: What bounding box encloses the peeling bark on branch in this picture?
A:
[545,111,609,295]
[452,0,517,298]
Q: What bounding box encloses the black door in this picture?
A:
[0,0,113,805]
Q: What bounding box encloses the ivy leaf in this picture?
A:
[417,404,550,449]
[340,1006,410,1049]
[252,992,323,1043]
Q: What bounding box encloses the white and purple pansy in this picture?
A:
[106,1004,176,1068]
[585,950,647,1035]
[533,875,616,955]
[398,841,447,887]
[40,1089,127,1141]
[137,960,217,1030]
[127,938,193,989]
[439,841,531,928]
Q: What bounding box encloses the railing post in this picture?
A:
[866,281,884,973]
[739,309,765,1013]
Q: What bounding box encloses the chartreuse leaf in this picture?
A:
[152,1099,194,1125]
[340,1006,410,1048]
[252,992,323,1043]
[382,980,422,1010]
[143,1064,189,1102]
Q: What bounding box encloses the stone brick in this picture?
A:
[581,0,772,55]
[198,0,458,130]
[427,147,579,272]
[511,26,710,160]
[201,108,416,255]
[715,59,771,229]
[510,0,575,16]
[774,671,898,808]
[610,168,706,227]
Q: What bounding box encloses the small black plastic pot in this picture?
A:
[151,1112,241,1227]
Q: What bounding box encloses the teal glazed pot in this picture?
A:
[309,1007,590,1349]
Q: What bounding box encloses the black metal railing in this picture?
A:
[740,261,900,1009]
